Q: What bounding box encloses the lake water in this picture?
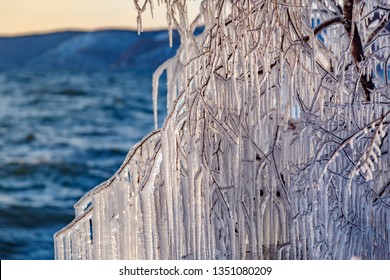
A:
[0,70,167,259]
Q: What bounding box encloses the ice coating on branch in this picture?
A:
[55,0,390,260]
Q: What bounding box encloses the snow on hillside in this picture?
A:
[0,30,180,71]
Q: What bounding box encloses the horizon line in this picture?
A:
[0,26,174,38]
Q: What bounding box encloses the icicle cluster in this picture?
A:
[55,0,390,259]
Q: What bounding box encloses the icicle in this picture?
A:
[54,0,390,261]
[152,70,160,130]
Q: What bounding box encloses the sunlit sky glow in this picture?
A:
[0,0,201,36]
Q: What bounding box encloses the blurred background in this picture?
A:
[0,0,200,259]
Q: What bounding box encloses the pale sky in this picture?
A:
[0,0,201,36]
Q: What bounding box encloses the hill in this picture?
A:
[0,29,180,71]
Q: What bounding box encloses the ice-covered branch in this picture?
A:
[351,116,389,183]
[343,0,375,101]
[365,12,390,45]
[55,0,390,260]
[313,16,344,38]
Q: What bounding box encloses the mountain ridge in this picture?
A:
[0,29,180,71]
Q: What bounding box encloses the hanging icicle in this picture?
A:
[55,0,390,260]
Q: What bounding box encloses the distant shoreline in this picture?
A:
[0,29,181,72]
[0,27,174,38]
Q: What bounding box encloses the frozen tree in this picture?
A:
[55,0,390,260]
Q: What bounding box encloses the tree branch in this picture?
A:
[343,0,375,101]
[301,16,343,45]
[365,15,390,45]
[313,16,344,36]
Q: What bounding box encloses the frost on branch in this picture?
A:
[55,0,390,260]
[354,118,389,182]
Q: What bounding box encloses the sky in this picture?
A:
[0,0,201,36]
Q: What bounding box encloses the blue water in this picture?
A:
[0,70,167,259]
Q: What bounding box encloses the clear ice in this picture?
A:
[55,0,390,260]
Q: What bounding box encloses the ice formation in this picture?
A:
[54,0,390,259]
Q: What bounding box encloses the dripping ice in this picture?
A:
[54,0,390,260]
